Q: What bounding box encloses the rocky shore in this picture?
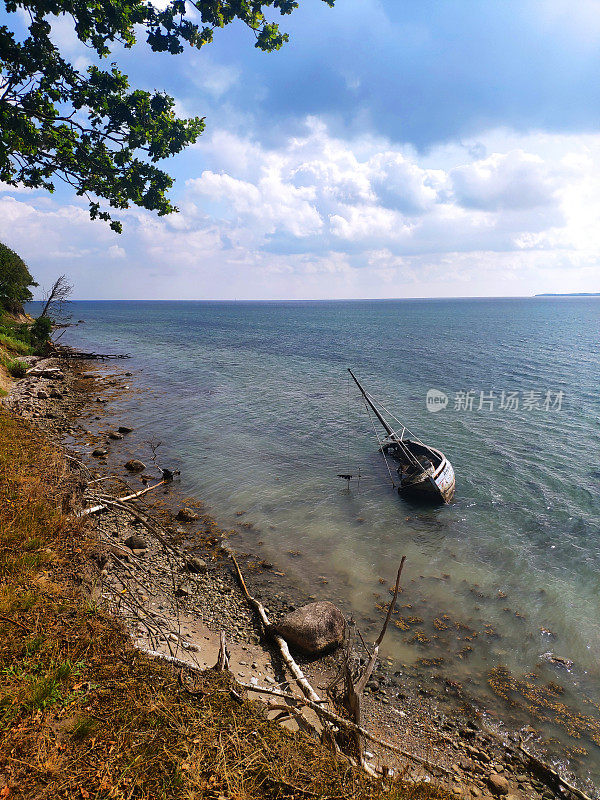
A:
[2,350,593,800]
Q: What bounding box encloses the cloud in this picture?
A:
[1,122,599,299]
[450,150,562,211]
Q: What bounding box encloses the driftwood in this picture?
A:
[230,552,323,706]
[518,742,593,800]
[136,645,448,778]
[236,681,451,776]
[86,496,175,553]
[215,632,230,671]
[54,346,131,360]
[337,557,405,768]
[79,480,167,517]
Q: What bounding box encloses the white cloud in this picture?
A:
[450,150,561,211]
[1,122,599,299]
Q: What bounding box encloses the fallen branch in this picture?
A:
[230,552,323,706]
[138,646,448,778]
[0,613,31,632]
[215,632,230,671]
[356,557,405,696]
[80,480,167,516]
[80,497,175,553]
[237,681,450,776]
[518,742,593,800]
[341,557,406,767]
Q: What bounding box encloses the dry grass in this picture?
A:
[0,410,452,800]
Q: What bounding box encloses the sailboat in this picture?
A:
[347,369,455,504]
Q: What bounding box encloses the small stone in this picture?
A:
[185,556,208,574]
[118,425,133,434]
[92,447,108,458]
[108,431,123,440]
[124,534,148,551]
[177,507,199,522]
[175,577,197,597]
[49,389,62,398]
[37,389,49,399]
[488,773,509,795]
[125,459,146,472]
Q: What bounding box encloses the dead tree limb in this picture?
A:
[80,480,167,516]
[84,497,175,553]
[215,632,230,671]
[230,552,323,706]
[336,557,405,769]
[356,557,405,695]
[518,742,593,800]
[236,681,450,776]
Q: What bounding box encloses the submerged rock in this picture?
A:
[108,431,123,440]
[118,425,133,434]
[272,601,346,656]
[125,459,145,472]
[542,653,574,669]
[177,507,199,522]
[92,447,108,458]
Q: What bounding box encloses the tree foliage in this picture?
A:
[0,240,37,312]
[0,0,334,232]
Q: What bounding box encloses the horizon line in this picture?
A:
[27,294,599,303]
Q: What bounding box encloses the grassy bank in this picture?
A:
[0,409,451,800]
[0,313,34,390]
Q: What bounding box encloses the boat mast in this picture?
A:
[347,369,394,437]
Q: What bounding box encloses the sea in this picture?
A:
[32,297,600,789]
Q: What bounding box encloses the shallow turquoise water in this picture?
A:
[44,297,600,785]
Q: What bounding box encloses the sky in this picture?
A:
[1,0,600,300]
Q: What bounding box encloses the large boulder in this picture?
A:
[488,773,509,795]
[125,459,145,472]
[272,601,346,656]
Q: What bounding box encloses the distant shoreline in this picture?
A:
[535,292,600,297]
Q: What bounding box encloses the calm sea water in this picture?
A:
[41,298,600,785]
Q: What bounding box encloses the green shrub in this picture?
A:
[0,333,31,355]
[31,315,52,344]
[6,359,27,379]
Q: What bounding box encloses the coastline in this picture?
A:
[2,346,594,800]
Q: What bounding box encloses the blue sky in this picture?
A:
[1,0,600,298]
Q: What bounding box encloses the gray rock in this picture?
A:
[125,459,146,472]
[92,447,108,457]
[175,577,197,597]
[185,556,208,574]
[272,601,346,655]
[108,430,123,440]
[488,773,510,795]
[177,507,199,522]
[124,534,148,551]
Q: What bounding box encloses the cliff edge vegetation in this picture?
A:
[0,409,450,799]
